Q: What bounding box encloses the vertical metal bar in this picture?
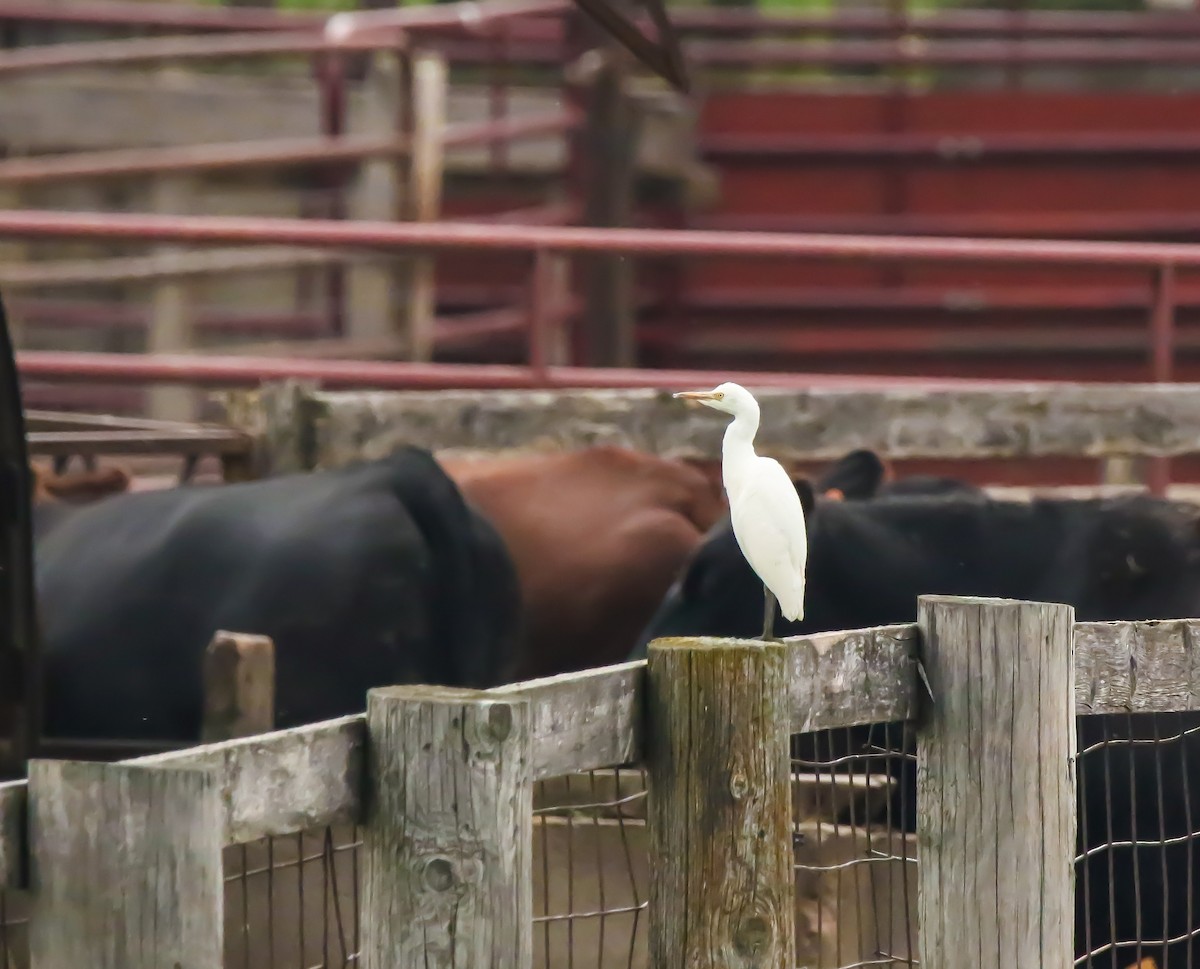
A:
[318,51,348,338]
[1151,263,1177,383]
[1181,711,1196,969]
[1078,727,1094,966]
[239,842,250,969]
[562,5,589,363]
[489,23,511,171]
[351,826,361,963]
[321,826,331,969]
[529,249,552,385]
[881,0,908,292]
[1152,714,1168,969]
[266,836,276,967]
[1147,263,1176,497]
[296,831,306,969]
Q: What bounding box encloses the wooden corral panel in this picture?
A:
[211,767,917,969]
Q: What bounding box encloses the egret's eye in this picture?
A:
[714,392,724,399]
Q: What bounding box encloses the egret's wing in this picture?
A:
[728,458,808,618]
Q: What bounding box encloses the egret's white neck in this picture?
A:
[721,405,759,497]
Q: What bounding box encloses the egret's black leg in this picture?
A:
[762,586,780,642]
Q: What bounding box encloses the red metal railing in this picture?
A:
[0,113,577,186]
[14,351,1030,392]
[0,0,321,33]
[0,207,1187,374]
[1,208,1195,265]
[11,29,1200,72]
[1,208,1190,490]
[0,0,569,74]
[0,0,583,344]
[5,2,1200,44]
[9,3,1200,76]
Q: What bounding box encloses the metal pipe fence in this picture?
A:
[4,1,1200,41]
[0,209,1187,389]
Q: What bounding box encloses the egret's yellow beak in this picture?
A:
[674,390,717,401]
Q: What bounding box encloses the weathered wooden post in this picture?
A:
[347,48,406,348]
[646,638,796,969]
[146,172,196,422]
[400,50,447,363]
[916,595,1076,969]
[201,630,275,742]
[576,51,638,368]
[360,685,532,969]
[27,759,224,969]
[347,47,446,360]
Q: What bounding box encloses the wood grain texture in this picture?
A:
[1075,619,1200,714]
[491,660,643,779]
[916,596,1076,969]
[130,714,364,844]
[201,630,276,742]
[0,779,24,890]
[288,384,1200,471]
[646,638,795,969]
[360,685,532,969]
[786,624,919,732]
[27,760,224,969]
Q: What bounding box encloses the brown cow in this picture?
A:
[440,446,725,680]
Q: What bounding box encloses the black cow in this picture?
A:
[634,491,1200,967]
[36,446,522,742]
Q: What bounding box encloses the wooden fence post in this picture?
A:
[399,50,447,363]
[646,638,795,969]
[916,595,1076,969]
[146,172,196,422]
[360,685,532,969]
[347,49,406,349]
[578,53,638,368]
[346,48,445,360]
[201,630,275,742]
[27,759,223,969]
[1100,454,1140,488]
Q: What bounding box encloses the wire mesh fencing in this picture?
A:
[217,769,652,969]
[215,758,926,969]
[17,713,1200,969]
[790,723,918,969]
[532,769,649,969]
[1075,710,1200,969]
[223,825,361,969]
[0,743,920,969]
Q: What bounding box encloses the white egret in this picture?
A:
[674,381,807,641]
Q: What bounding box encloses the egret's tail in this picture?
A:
[778,578,805,623]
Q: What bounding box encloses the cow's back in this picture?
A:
[447,446,723,677]
[37,448,521,741]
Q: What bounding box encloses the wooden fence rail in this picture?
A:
[225,381,1200,488]
[2,598,1199,967]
